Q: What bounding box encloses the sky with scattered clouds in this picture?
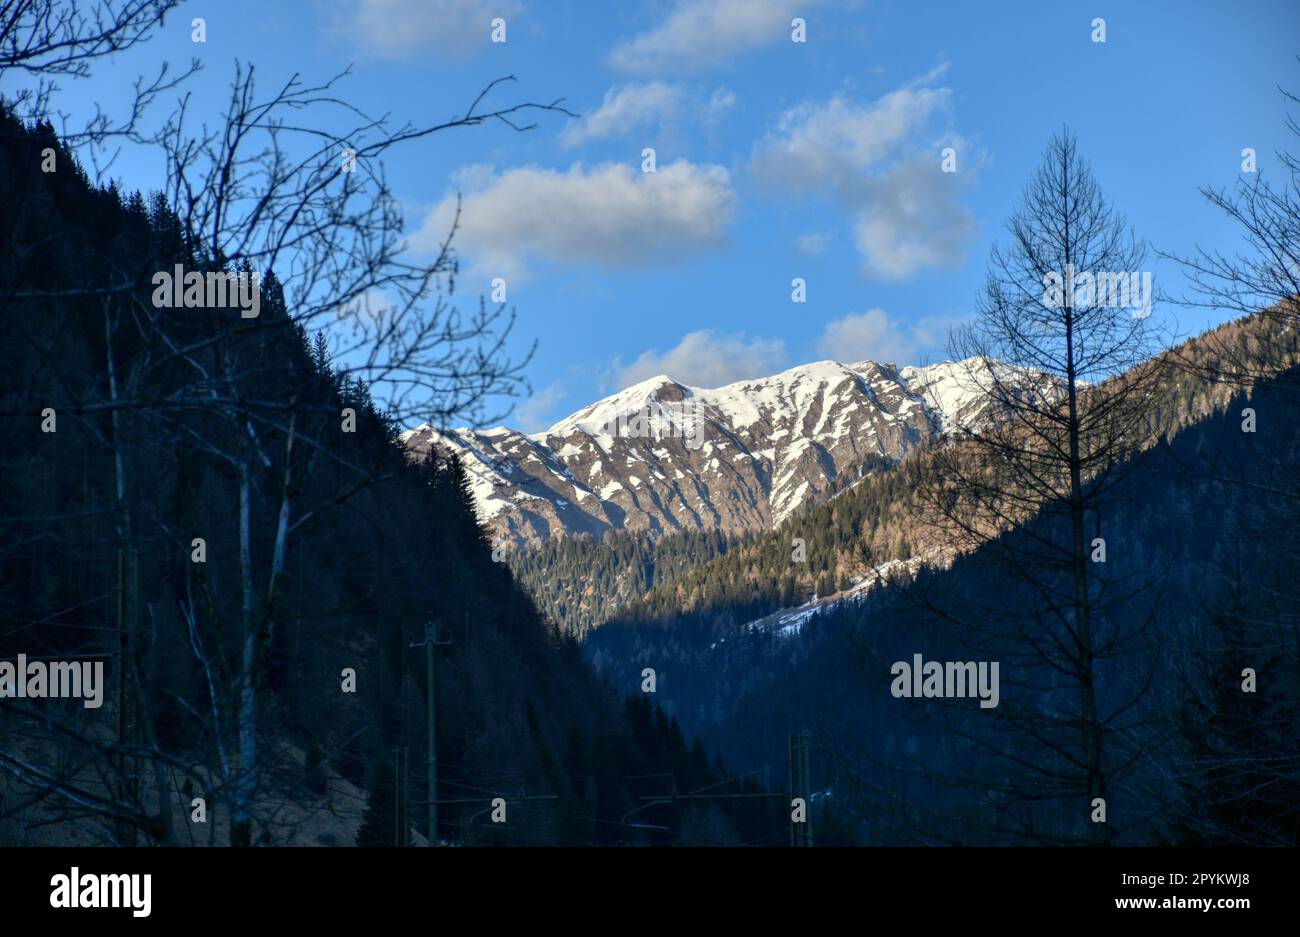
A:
[38,0,1300,430]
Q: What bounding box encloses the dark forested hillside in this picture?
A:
[0,109,775,846]
[509,527,742,637]
[508,314,1300,645]
[582,355,1300,844]
[570,313,1300,639]
[2,0,1296,909]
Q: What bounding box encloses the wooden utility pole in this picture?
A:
[392,746,409,847]
[802,727,814,848]
[410,621,451,845]
[788,732,795,847]
[789,728,814,847]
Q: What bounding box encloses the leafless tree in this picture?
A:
[134,65,573,843]
[1,0,575,843]
[1163,77,1300,388]
[1143,76,1300,844]
[0,0,200,174]
[859,131,1174,844]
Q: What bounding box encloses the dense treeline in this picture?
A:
[510,527,742,637]
[584,365,1300,844]
[0,109,781,846]
[512,314,1299,645]
[510,453,911,636]
[572,123,1300,845]
[582,312,1300,639]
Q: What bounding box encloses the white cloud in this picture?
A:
[339,287,400,320]
[795,231,831,255]
[750,75,976,279]
[704,88,736,124]
[816,309,965,365]
[909,313,965,352]
[611,330,787,389]
[560,82,735,148]
[816,309,915,364]
[341,0,522,59]
[561,82,685,147]
[610,0,823,73]
[851,157,976,279]
[751,87,949,184]
[513,381,568,433]
[416,160,737,279]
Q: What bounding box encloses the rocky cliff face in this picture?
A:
[402,357,1020,549]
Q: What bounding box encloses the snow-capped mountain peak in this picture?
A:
[401,355,1031,548]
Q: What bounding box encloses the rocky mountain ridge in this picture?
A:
[402,356,1033,549]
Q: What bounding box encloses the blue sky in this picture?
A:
[24,0,1300,431]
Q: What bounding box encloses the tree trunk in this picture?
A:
[231,462,257,847]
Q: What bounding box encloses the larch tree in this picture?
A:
[902,130,1172,844]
